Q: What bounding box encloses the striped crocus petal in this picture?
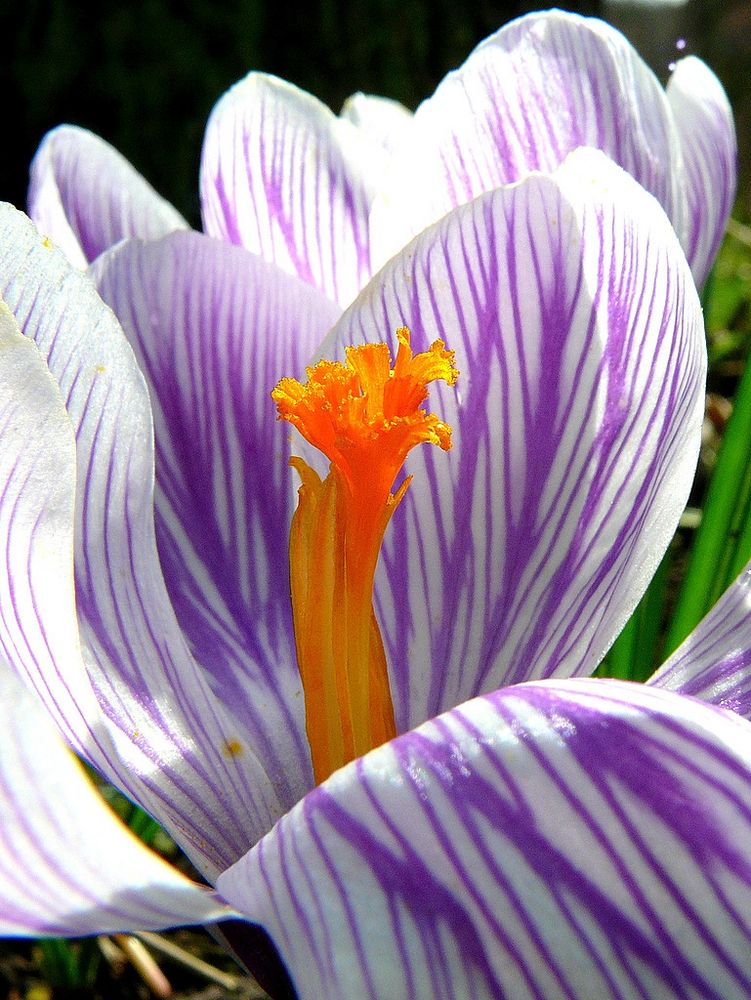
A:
[218,679,751,1000]
[0,203,292,881]
[371,9,691,270]
[339,91,414,156]
[200,73,380,307]
[318,148,705,731]
[0,293,118,762]
[28,125,188,269]
[0,664,232,935]
[93,231,342,809]
[649,561,751,718]
[666,56,737,287]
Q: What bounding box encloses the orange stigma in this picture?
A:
[273,327,458,784]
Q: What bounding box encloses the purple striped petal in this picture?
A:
[371,9,720,275]
[93,231,341,811]
[0,296,111,759]
[666,56,737,287]
[0,204,293,881]
[0,302,231,934]
[319,149,705,731]
[339,92,413,156]
[649,561,751,718]
[218,679,751,1000]
[28,126,188,268]
[200,73,379,306]
[0,665,231,936]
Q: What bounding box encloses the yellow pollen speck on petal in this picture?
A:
[273,327,458,784]
[222,738,244,757]
[42,236,53,250]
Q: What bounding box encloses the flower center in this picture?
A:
[273,327,458,783]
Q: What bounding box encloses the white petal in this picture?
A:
[219,679,751,999]
[318,149,705,728]
[0,302,230,935]
[339,91,413,155]
[0,665,231,935]
[650,557,751,717]
[666,56,737,286]
[0,204,292,881]
[93,231,341,818]
[28,125,188,268]
[371,10,687,270]
[200,73,379,305]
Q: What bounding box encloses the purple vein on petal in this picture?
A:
[200,73,380,306]
[322,150,705,731]
[28,125,187,268]
[217,680,751,999]
[0,205,305,879]
[649,558,751,720]
[0,664,232,936]
[93,231,342,817]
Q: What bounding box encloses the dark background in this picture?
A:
[3,0,750,227]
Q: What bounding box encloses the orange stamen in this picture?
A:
[273,327,458,783]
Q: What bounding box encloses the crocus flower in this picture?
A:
[28,9,735,303]
[5,137,751,999]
